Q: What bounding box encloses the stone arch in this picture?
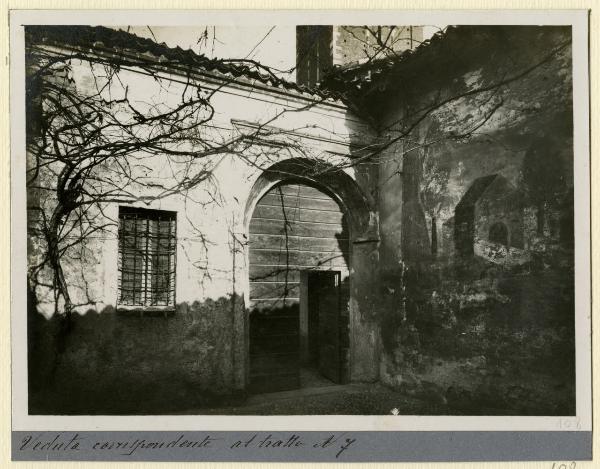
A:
[244,158,376,241]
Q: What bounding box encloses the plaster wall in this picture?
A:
[371,27,575,414]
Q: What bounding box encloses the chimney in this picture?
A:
[295,26,333,87]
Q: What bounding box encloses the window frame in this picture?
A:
[117,206,177,314]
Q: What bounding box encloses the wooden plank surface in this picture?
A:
[249,218,347,238]
[252,205,345,224]
[248,234,349,252]
[250,281,300,299]
[275,184,335,200]
[249,249,348,268]
[257,193,340,212]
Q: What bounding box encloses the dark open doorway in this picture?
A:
[300,270,349,386]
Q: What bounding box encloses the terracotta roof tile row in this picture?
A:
[25,25,341,102]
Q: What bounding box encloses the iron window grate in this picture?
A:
[118,206,177,308]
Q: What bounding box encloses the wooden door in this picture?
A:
[312,271,342,383]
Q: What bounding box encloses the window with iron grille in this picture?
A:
[118,206,177,309]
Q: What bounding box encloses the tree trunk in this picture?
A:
[46,212,74,380]
[47,209,73,319]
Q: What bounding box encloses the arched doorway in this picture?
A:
[247,181,350,393]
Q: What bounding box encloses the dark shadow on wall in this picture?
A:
[335,213,351,268]
[402,148,432,262]
[28,295,246,415]
[249,303,301,394]
[377,249,575,415]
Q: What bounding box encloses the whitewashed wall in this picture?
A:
[32,49,373,316]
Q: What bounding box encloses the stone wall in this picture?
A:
[372,26,575,414]
[377,255,575,415]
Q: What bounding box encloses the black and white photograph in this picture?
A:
[9,9,592,462]
[20,18,584,414]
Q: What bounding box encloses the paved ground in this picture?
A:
[187,383,448,415]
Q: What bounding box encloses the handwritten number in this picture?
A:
[552,462,576,469]
[558,418,582,430]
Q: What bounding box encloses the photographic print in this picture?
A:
[10,8,592,462]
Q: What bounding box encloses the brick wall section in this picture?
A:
[333,26,423,66]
